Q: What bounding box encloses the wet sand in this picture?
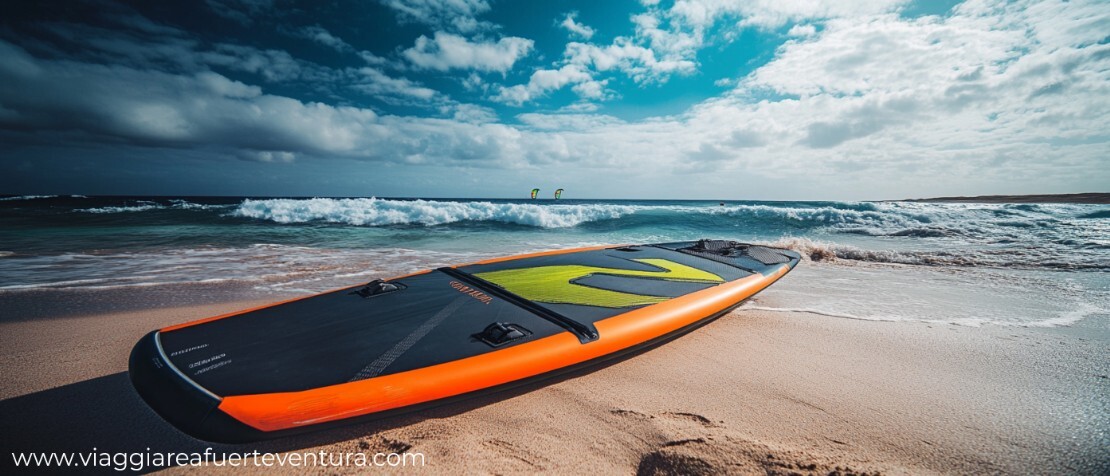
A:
[1,299,1107,474]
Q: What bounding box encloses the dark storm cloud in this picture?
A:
[0,2,519,166]
[0,35,529,168]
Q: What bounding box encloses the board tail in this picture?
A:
[129,331,267,442]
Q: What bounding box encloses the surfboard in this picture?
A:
[129,240,800,442]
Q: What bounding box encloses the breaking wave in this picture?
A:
[7,196,1106,272]
[0,195,58,201]
[1078,209,1110,219]
[220,199,1107,270]
[167,199,232,210]
[226,199,936,230]
[79,204,165,214]
[76,200,228,214]
[53,197,1106,241]
[231,198,637,228]
[760,237,1108,270]
[710,203,929,229]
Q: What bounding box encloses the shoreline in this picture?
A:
[2,298,1106,474]
[899,192,1110,204]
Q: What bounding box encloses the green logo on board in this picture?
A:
[474,259,723,308]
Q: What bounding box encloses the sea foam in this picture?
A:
[231,198,636,228]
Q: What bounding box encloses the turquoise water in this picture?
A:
[1,195,1107,326]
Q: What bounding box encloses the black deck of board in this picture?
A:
[158,243,793,397]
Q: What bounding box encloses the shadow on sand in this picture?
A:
[0,338,669,474]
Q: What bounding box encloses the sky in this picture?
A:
[0,0,1106,200]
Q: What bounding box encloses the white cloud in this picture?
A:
[403,32,534,73]
[498,24,698,104]
[461,72,485,91]
[787,24,816,37]
[194,71,262,98]
[559,13,595,40]
[570,80,608,100]
[620,0,908,80]
[488,0,1105,194]
[299,25,352,51]
[516,113,623,131]
[491,65,605,105]
[203,44,306,82]
[673,0,1110,185]
[667,0,907,30]
[382,0,493,33]
[495,0,901,102]
[442,103,498,124]
[240,150,296,162]
[353,68,440,101]
[559,102,600,113]
[565,40,696,83]
[713,77,734,87]
[629,11,703,60]
[359,50,389,66]
[298,26,394,68]
[743,13,1023,98]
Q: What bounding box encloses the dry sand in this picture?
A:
[2,299,1107,474]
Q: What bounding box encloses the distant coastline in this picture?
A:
[901,192,1109,204]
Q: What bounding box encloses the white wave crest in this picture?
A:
[758,237,992,267]
[712,203,929,229]
[0,195,58,201]
[78,204,165,213]
[77,200,230,213]
[169,200,232,210]
[231,198,636,228]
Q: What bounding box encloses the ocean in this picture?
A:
[1,195,1107,327]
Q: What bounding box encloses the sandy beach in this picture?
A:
[3,292,1106,474]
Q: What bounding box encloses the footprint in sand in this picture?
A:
[660,411,717,427]
[609,409,879,476]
